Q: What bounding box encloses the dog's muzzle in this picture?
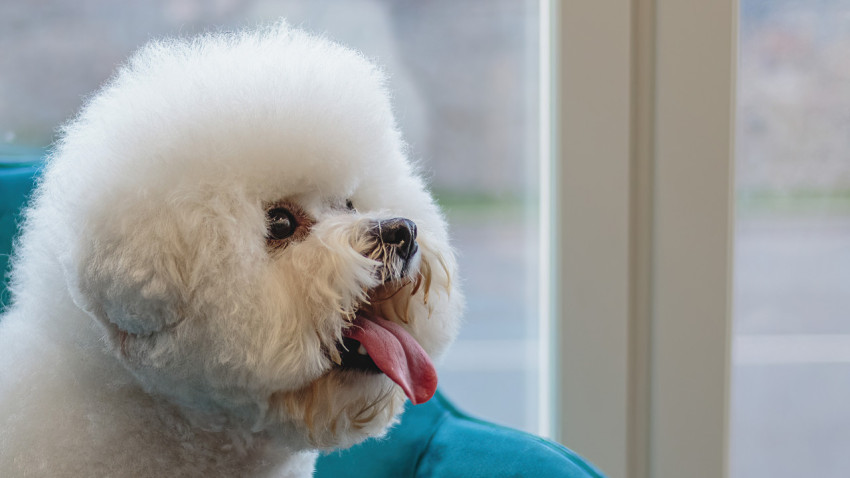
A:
[330,216,437,405]
[374,218,418,261]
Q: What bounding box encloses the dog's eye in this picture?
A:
[346,199,355,212]
[267,207,298,240]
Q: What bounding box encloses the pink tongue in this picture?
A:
[343,315,437,405]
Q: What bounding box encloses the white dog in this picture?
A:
[0,24,462,477]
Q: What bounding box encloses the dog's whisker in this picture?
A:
[436,253,452,297]
[328,347,342,365]
[420,256,433,306]
[410,273,423,296]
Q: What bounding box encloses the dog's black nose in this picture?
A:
[377,218,418,259]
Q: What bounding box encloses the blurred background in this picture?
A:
[2,2,849,477]
[732,1,850,477]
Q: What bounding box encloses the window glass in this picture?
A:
[732,2,850,476]
[0,0,541,433]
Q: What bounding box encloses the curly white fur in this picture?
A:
[0,24,462,477]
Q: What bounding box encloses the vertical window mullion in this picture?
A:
[548,2,633,477]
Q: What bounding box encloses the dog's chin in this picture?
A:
[267,365,406,450]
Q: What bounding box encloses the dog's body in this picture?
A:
[0,25,461,477]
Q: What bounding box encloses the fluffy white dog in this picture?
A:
[0,25,462,477]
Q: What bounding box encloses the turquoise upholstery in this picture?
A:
[0,158,605,478]
[1,155,41,309]
[316,391,605,478]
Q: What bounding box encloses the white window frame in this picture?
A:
[540,2,737,478]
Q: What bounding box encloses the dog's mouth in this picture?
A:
[331,226,439,406]
[336,284,437,405]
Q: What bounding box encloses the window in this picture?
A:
[731,2,850,477]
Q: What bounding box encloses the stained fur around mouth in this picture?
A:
[364,235,418,285]
[273,236,451,449]
[272,274,426,449]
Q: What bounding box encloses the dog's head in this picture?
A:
[36,25,462,449]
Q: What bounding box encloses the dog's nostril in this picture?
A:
[378,218,415,244]
[377,218,418,259]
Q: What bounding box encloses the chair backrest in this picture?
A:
[316,391,605,478]
[0,159,40,310]
[0,159,605,477]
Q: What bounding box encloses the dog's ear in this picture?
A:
[73,215,194,339]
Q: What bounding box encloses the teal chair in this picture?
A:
[315,391,605,478]
[0,157,605,478]
[0,152,41,308]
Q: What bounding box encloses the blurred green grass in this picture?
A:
[431,189,529,221]
[737,189,850,216]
